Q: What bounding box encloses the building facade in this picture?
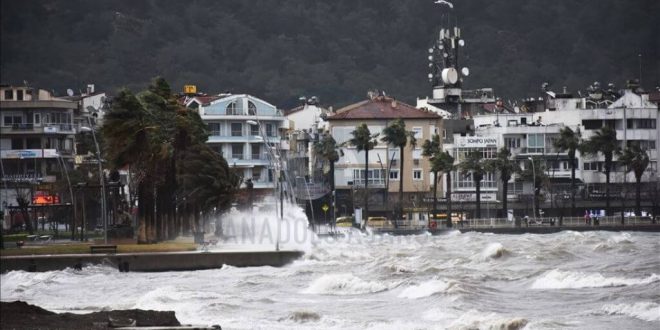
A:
[327,95,443,222]
[197,94,289,195]
[443,88,659,218]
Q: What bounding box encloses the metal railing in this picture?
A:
[459,215,657,229]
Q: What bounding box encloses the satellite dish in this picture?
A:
[441,68,459,84]
[443,52,449,58]
[462,67,470,76]
[428,73,434,79]
[66,88,74,97]
[428,63,434,68]
[428,48,434,53]
[428,55,433,61]
[459,39,465,47]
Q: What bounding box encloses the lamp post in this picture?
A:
[80,118,107,244]
[528,157,537,222]
[247,119,283,250]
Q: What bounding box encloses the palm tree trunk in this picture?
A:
[605,169,610,216]
[137,181,148,243]
[363,151,369,229]
[446,171,452,228]
[570,159,576,216]
[636,176,641,217]
[399,146,404,223]
[330,160,335,226]
[475,179,481,219]
[432,170,438,223]
[502,178,508,218]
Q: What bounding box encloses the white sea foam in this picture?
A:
[601,301,660,322]
[447,309,528,330]
[475,242,509,261]
[303,273,389,295]
[531,269,660,289]
[398,278,454,299]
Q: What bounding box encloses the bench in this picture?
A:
[90,245,117,254]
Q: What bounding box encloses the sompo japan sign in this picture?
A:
[455,136,499,148]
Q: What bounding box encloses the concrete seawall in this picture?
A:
[0,250,305,273]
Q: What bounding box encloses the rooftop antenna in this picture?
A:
[66,88,74,97]
[638,53,642,88]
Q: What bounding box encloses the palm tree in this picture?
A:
[553,126,581,216]
[381,119,417,221]
[619,145,650,217]
[349,123,379,228]
[314,133,341,226]
[581,126,620,216]
[459,150,486,219]
[485,148,520,219]
[422,134,455,227]
[519,157,547,218]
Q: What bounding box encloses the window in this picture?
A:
[251,144,261,160]
[4,89,13,100]
[442,129,447,139]
[226,101,240,115]
[413,169,422,181]
[582,120,602,130]
[207,123,221,136]
[231,144,243,159]
[252,167,262,181]
[16,90,23,101]
[527,134,545,153]
[250,124,260,136]
[231,123,243,136]
[412,148,422,160]
[34,113,41,125]
[412,127,423,140]
[11,138,22,149]
[353,169,386,186]
[389,170,399,180]
[247,101,257,115]
[3,115,22,126]
[505,137,521,149]
[627,119,634,129]
[266,123,275,137]
[638,119,656,129]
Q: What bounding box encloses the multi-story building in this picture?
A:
[197,94,289,198]
[327,94,443,223]
[444,86,659,218]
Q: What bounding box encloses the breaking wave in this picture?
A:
[397,278,457,299]
[531,269,660,289]
[303,273,389,295]
[601,301,660,322]
[475,242,510,261]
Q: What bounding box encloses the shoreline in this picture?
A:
[0,301,222,330]
[0,249,304,273]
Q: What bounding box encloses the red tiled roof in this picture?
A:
[328,96,441,120]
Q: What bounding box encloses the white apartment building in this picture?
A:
[444,89,659,217]
[197,94,288,191]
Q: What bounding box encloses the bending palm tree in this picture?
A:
[581,126,620,216]
[619,145,650,217]
[485,148,520,219]
[382,119,417,221]
[459,151,486,219]
[553,126,581,216]
[349,123,378,229]
[520,157,547,219]
[423,134,455,227]
[314,133,341,226]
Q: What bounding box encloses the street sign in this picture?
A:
[322,204,329,213]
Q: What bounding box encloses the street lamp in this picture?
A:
[247,119,283,251]
[80,119,107,244]
[528,157,537,222]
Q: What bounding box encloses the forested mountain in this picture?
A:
[1,0,658,108]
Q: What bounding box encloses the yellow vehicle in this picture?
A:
[366,216,394,229]
[335,216,354,227]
